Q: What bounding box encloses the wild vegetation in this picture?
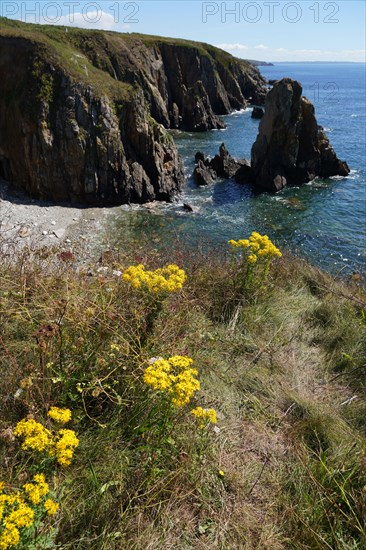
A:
[1,230,365,549]
[0,16,255,102]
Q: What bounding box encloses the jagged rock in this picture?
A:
[193,144,254,184]
[0,19,265,204]
[0,21,267,204]
[251,107,264,119]
[193,160,217,186]
[251,78,350,191]
[211,143,244,178]
[195,151,206,163]
[183,203,198,212]
[234,161,254,184]
[0,38,183,204]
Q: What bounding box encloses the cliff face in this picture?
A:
[70,33,266,131]
[0,19,266,204]
[251,78,350,191]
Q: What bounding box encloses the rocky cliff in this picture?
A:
[251,78,350,191]
[0,18,266,204]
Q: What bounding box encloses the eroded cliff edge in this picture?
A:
[0,19,266,204]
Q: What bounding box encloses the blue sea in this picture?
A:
[112,63,366,274]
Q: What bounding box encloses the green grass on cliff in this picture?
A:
[0,17,256,101]
[1,230,365,549]
[0,17,134,101]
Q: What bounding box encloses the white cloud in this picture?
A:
[42,11,119,30]
[215,43,249,51]
[216,43,366,62]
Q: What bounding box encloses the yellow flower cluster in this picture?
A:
[47,407,72,424]
[191,407,217,428]
[0,474,59,549]
[51,429,79,467]
[14,409,79,467]
[229,232,282,264]
[144,356,200,407]
[123,264,186,293]
[23,473,48,505]
[13,419,52,452]
[44,499,59,516]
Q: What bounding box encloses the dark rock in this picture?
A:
[211,143,243,178]
[251,78,350,191]
[234,161,254,184]
[195,151,206,163]
[268,79,278,86]
[193,160,217,186]
[183,203,194,212]
[0,21,267,204]
[251,106,264,119]
[194,144,253,184]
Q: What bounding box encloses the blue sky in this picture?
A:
[1,1,365,61]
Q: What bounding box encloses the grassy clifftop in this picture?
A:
[0,18,266,203]
[0,16,254,65]
[0,17,258,100]
[1,230,365,548]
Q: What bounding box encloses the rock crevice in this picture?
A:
[0,20,266,204]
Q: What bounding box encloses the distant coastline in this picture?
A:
[246,60,274,66]
[272,60,366,64]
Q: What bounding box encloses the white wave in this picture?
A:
[227,108,248,117]
[330,175,348,181]
[344,171,360,180]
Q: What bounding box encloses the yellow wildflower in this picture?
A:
[14,419,52,452]
[191,407,217,428]
[52,429,79,466]
[123,264,186,293]
[229,232,282,263]
[6,506,34,528]
[48,407,72,424]
[44,499,59,516]
[23,474,49,505]
[0,522,20,549]
[144,356,200,407]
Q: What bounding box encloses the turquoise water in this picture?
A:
[112,63,366,274]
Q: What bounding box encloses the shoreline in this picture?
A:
[0,177,110,260]
[0,177,189,261]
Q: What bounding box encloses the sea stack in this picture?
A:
[251,78,350,191]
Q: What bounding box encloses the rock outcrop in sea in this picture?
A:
[194,78,350,192]
[0,18,266,204]
[193,144,252,185]
[251,106,264,119]
[251,78,350,191]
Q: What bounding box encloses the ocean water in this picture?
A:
[111,63,366,274]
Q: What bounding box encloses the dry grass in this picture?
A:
[1,237,365,548]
